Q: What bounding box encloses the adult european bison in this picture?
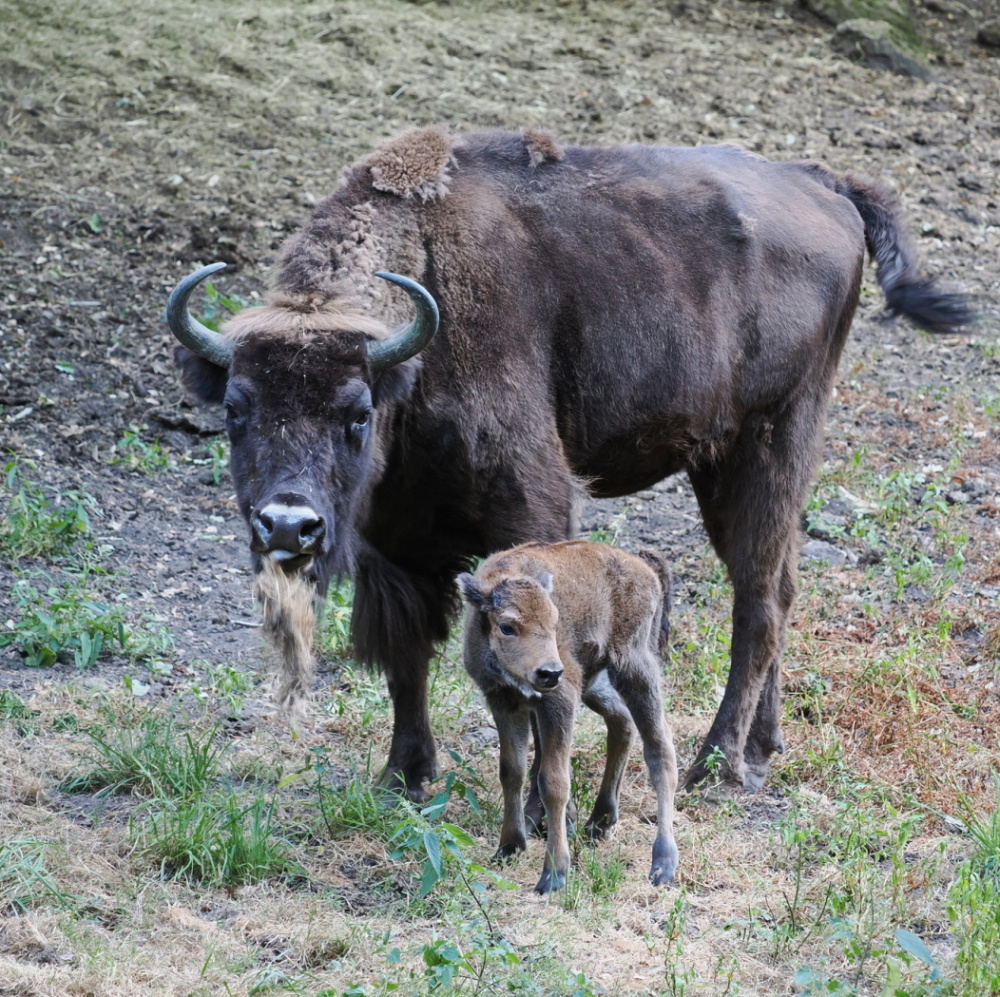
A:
[168,126,971,800]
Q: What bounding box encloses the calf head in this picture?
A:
[458,571,565,696]
[167,263,438,709]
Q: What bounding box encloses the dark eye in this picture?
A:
[224,402,247,435]
[499,623,516,637]
[348,408,371,439]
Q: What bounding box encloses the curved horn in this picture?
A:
[165,262,234,369]
[367,272,440,374]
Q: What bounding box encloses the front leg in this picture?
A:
[491,702,531,860]
[533,695,576,894]
[352,547,449,802]
[379,669,437,802]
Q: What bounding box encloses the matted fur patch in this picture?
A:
[524,129,565,167]
[367,125,453,201]
[254,556,319,717]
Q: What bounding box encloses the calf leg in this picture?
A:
[611,658,679,886]
[533,695,577,894]
[490,702,532,860]
[582,671,635,839]
[524,715,544,835]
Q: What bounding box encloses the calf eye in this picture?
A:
[499,622,516,637]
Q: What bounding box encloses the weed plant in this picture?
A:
[109,426,172,474]
[948,780,1000,997]
[0,457,96,559]
[2,573,173,668]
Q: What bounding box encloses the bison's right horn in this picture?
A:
[368,272,439,373]
[166,262,235,369]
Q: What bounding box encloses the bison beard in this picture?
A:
[253,556,319,716]
[169,125,974,800]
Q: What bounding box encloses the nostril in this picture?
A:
[298,517,325,547]
[535,667,563,690]
[251,511,273,545]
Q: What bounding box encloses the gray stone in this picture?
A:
[831,18,931,79]
[801,539,859,565]
[802,0,924,51]
[978,19,1000,49]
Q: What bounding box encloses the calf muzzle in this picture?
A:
[532,663,564,692]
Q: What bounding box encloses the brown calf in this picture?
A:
[458,540,679,894]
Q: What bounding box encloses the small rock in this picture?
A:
[830,18,931,79]
[946,490,970,504]
[801,539,858,565]
[977,19,1000,48]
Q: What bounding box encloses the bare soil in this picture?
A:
[1,0,999,994]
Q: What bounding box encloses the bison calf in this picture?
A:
[458,540,679,894]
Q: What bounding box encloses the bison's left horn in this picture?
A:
[166,262,235,369]
[367,272,439,373]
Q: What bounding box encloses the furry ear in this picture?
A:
[457,573,488,608]
[371,355,420,407]
[537,571,554,594]
[174,345,229,404]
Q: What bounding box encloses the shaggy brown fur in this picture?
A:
[254,555,318,716]
[174,125,972,802]
[459,541,678,893]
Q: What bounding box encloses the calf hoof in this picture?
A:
[741,764,769,793]
[649,841,679,886]
[533,868,567,894]
[525,802,545,838]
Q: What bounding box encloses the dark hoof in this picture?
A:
[533,868,567,894]
[584,813,618,841]
[376,767,431,805]
[525,804,546,838]
[494,839,526,863]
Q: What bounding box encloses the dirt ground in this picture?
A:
[1,0,999,994]
[1,0,997,679]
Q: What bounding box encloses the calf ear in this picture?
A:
[174,345,228,404]
[457,573,488,608]
[537,571,553,594]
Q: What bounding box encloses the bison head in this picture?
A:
[458,571,565,697]
[167,263,438,709]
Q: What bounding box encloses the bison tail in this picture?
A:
[636,549,673,658]
[836,173,975,335]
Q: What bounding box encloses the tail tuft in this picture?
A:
[885,278,977,335]
[834,171,976,335]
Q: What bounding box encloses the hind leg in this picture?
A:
[742,544,797,788]
[610,654,679,885]
[684,398,828,791]
[582,671,635,839]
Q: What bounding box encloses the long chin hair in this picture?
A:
[254,556,321,718]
